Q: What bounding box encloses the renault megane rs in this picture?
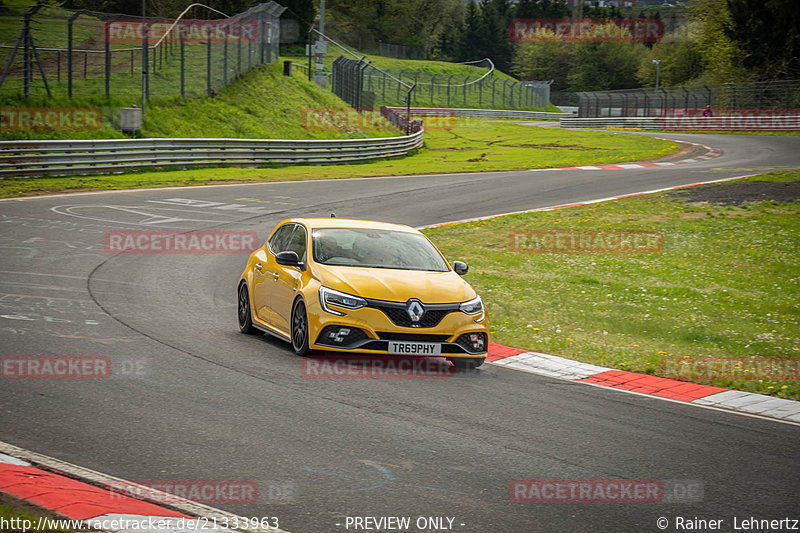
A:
[237,218,488,369]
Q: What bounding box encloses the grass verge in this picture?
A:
[0,492,74,532]
[0,120,677,197]
[423,170,800,400]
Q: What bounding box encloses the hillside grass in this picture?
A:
[0,64,398,140]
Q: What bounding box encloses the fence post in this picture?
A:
[105,27,111,96]
[223,34,228,85]
[67,11,81,98]
[463,75,469,106]
[180,30,185,96]
[447,75,454,106]
[430,74,436,106]
[142,23,148,117]
[207,38,212,95]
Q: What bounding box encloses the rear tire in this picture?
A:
[238,282,256,334]
[291,299,310,356]
[451,357,485,371]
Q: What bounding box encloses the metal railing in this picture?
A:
[560,116,800,131]
[0,130,424,177]
[383,107,570,120]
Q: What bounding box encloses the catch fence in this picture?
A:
[331,56,551,110]
[0,1,284,101]
[576,80,800,118]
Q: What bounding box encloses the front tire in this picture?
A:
[291,299,310,356]
[238,282,256,334]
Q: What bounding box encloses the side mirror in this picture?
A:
[275,250,302,267]
[453,261,468,276]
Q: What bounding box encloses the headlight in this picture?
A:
[459,296,484,316]
[319,286,367,315]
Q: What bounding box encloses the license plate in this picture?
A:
[388,341,442,356]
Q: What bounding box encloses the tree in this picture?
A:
[512,41,573,89]
[567,41,645,92]
[282,0,316,42]
[724,0,800,79]
[689,0,750,83]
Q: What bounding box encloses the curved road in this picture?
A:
[1,132,799,532]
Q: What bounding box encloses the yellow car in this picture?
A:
[237,218,488,369]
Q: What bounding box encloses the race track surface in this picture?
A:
[1,132,799,532]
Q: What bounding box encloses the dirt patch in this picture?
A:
[494,142,604,151]
[428,147,473,152]
[670,181,800,205]
[467,153,488,162]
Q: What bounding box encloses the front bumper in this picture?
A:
[307,298,488,358]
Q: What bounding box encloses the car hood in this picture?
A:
[314,265,476,303]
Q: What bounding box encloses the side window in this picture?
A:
[268,224,294,254]
[286,225,307,261]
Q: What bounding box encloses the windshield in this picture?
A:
[312,228,449,271]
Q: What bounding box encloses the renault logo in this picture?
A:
[407,300,424,323]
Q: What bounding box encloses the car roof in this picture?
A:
[284,217,419,233]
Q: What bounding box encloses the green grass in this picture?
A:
[0,64,397,140]
[423,170,800,399]
[0,119,677,197]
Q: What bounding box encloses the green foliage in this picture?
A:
[724,0,800,80]
[567,42,645,92]
[689,0,751,83]
[511,42,572,91]
[636,26,704,87]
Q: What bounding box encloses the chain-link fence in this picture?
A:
[576,80,800,118]
[332,56,551,110]
[0,1,284,101]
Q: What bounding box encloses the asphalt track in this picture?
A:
[1,132,799,532]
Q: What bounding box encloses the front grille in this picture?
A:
[377,332,450,342]
[366,299,459,328]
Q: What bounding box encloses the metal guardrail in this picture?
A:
[385,107,571,120]
[0,131,425,178]
[560,116,800,131]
